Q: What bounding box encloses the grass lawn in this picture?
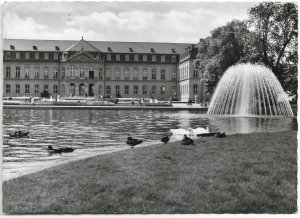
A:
[2,131,297,214]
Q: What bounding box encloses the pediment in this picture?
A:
[63,52,103,63]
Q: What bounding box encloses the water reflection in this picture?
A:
[2,109,297,180]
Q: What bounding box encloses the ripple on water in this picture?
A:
[2,109,297,180]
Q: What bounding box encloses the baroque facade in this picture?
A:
[3,38,207,102]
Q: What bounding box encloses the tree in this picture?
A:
[194,20,250,95]
[248,2,298,94]
[41,90,50,98]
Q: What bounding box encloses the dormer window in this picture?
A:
[35,52,39,59]
[107,47,112,52]
[5,52,11,59]
[16,52,20,59]
[10,45,15,50]
[152,55,156,62]
[25,52,30,59]
[129,48,134,52]
[134,54,139,61]
[150,48,155,53]
[171,55,176,63]
[33,45,38,50]
[143,55,147,62]
[171,48,176,53]
[44,52,49,59]
[55,46,60,51]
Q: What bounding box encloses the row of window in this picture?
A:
[5,66,58,79]
[180,65,191,80]
[98,85,171,95]
[179,84,199,96]
[5,66,177,80]
[4,51,178,63]
[5,84,58,94]
[4,52,59,60]
[5,83,174,96]
[106,53,177,63]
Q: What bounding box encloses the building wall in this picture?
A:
[3,59,178,100]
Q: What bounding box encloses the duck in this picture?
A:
[47,145,63,154]
[127,137,143,148]
[181,134,194,145]
[60,147,76,152]
[161,135,170,144]
[216,132,227,138]
[47,145,76,153]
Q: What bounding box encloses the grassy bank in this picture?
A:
[2,131,297,214]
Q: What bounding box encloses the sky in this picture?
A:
[3,0,258,43]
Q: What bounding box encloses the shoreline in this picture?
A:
[3,104,209,111]
[2,130,297,214]
[2,140,166,182]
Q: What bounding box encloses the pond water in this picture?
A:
[2,109,297,180]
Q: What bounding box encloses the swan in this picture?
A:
[170,129,190,136]
[188,127,209,136]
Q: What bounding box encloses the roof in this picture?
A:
[64,38,100,52]
[3,38,193,54]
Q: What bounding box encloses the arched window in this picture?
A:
[53,67,58,78]
[161,86,166,95]
[35,84,39,94]
[133,68,139,80]
[6,66,11,78]
[106,85,111,95]
[143,85,148,95]
[15,84,20,94]
[160,69,166,80]
[6,84,10,94]
[53,85,58,94]
[99,68,103,79]
[25,84,30,94]
[172,68,176,80]
[44,67,49,78]
[61,84,65,94]
[15,66,20,78]
[142,68,148,80]
[61,66,65,78]
[80,67,84,78]
[134,85,138,95]
[125,85,129,95]
[193,84,198,94]
[115,68,120,79]
[151,68,156,80]
[70,66,75,77]
[124,68,129,80]
[106,68,111,79]
[99,85,102,95]
[151,86,156,95]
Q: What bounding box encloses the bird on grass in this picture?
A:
[181,134,194,145]
[161,135,170,144]
[126,137,143,149]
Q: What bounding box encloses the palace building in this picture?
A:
[2,38,208,102]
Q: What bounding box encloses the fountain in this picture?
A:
[207,64,294,117]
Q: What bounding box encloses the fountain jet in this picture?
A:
[207,64,294,117]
